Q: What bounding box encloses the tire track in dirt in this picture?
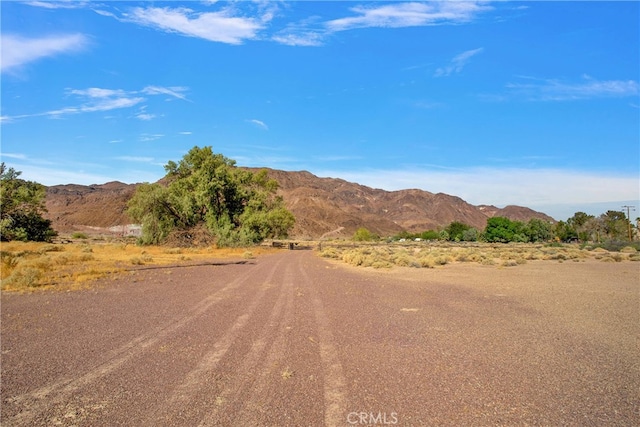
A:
[299,256,348,427]
[152,257,288,425]
[3,259,281,427]
[198,261,296,426]
[221,264,293,427]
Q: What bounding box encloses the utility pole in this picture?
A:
[621,205,635,241]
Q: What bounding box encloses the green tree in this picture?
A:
[461,227,479,242]
[445,221,470,242]
[600,210,628,240]
[524,218,553,242]
[419,230,439,240]
[567,212,595,241]
[553,220,577,242]
[127,147,295,246]
[483,217,524,243]
[0,163,57,242]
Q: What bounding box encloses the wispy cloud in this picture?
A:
[139,133,165,142]
[45,96,145,117]
[247,119,268,130]
[1,153,28,160]
[271,2,491,47]
[1,33,89,73]
[434,47,484,77]
[272,31,324,47]
[3,85,188,122]
[123,6,268,44]
[133,106,157,121]
[24,1,90,9]
[135,113,156,121]
[142,85,190,101]
[325,2,491,32]
[506,75,640,101]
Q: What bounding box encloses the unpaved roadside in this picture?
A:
[1,252,638,426]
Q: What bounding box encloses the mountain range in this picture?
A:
[44,168,554,239]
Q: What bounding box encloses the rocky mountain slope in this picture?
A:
[45,168,554,239]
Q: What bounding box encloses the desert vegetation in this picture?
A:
[126,146,295,247]
[339,210,639,269]
[319,241,640,269]
[0,240,268,292]
[0,163,57,242]
[382,213,638,245]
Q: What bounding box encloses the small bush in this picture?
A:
[3,267,43,288]
[319,248,339,258]
[71,232,89,239]
[371,260,393,269]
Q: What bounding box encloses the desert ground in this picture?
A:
[1,250,638,426]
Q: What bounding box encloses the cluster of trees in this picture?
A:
[127,146,295,246]
[0,163,57,242]
[379,212,637,244]
[1,148,295,247]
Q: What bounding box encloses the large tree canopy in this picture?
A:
[0,163,57,242]
[127,146,295,246]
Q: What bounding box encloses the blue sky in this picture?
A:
[1,0,639,220]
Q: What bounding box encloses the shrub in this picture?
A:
[2,267,43,288]
[71,232,89,239]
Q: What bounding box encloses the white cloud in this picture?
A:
[179,131,193,135]
[142,85,190,101]
[1,153,27,160]
[125,6,266,44]
[45,96,145,117]
[434,47,484,77]
[133,106,157,121]
[1,33,89,73]
[24,1,89,9]
[272,32,324,47]
[135,113,156,121]
[3,85,188,121]
[139,133,165,142]
[325,2,491,32]
[314,166,640,219]
[68,88,127,98]
[247,119,268,130]
[506,76,640,101]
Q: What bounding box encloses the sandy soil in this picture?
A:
[1,251,638,426]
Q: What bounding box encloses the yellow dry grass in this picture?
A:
[0,241,274,292]
[319,242,638,269]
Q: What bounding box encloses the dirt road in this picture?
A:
[2,251,638,426]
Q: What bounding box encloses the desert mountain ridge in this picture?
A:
[44,168,554,239]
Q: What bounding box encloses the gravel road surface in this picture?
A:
[2,250,638,426]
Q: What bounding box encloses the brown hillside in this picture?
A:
[45,182,136,233]
[44,169,554,238]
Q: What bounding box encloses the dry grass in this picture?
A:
[319,242,638,269]
[0,241,275,292]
